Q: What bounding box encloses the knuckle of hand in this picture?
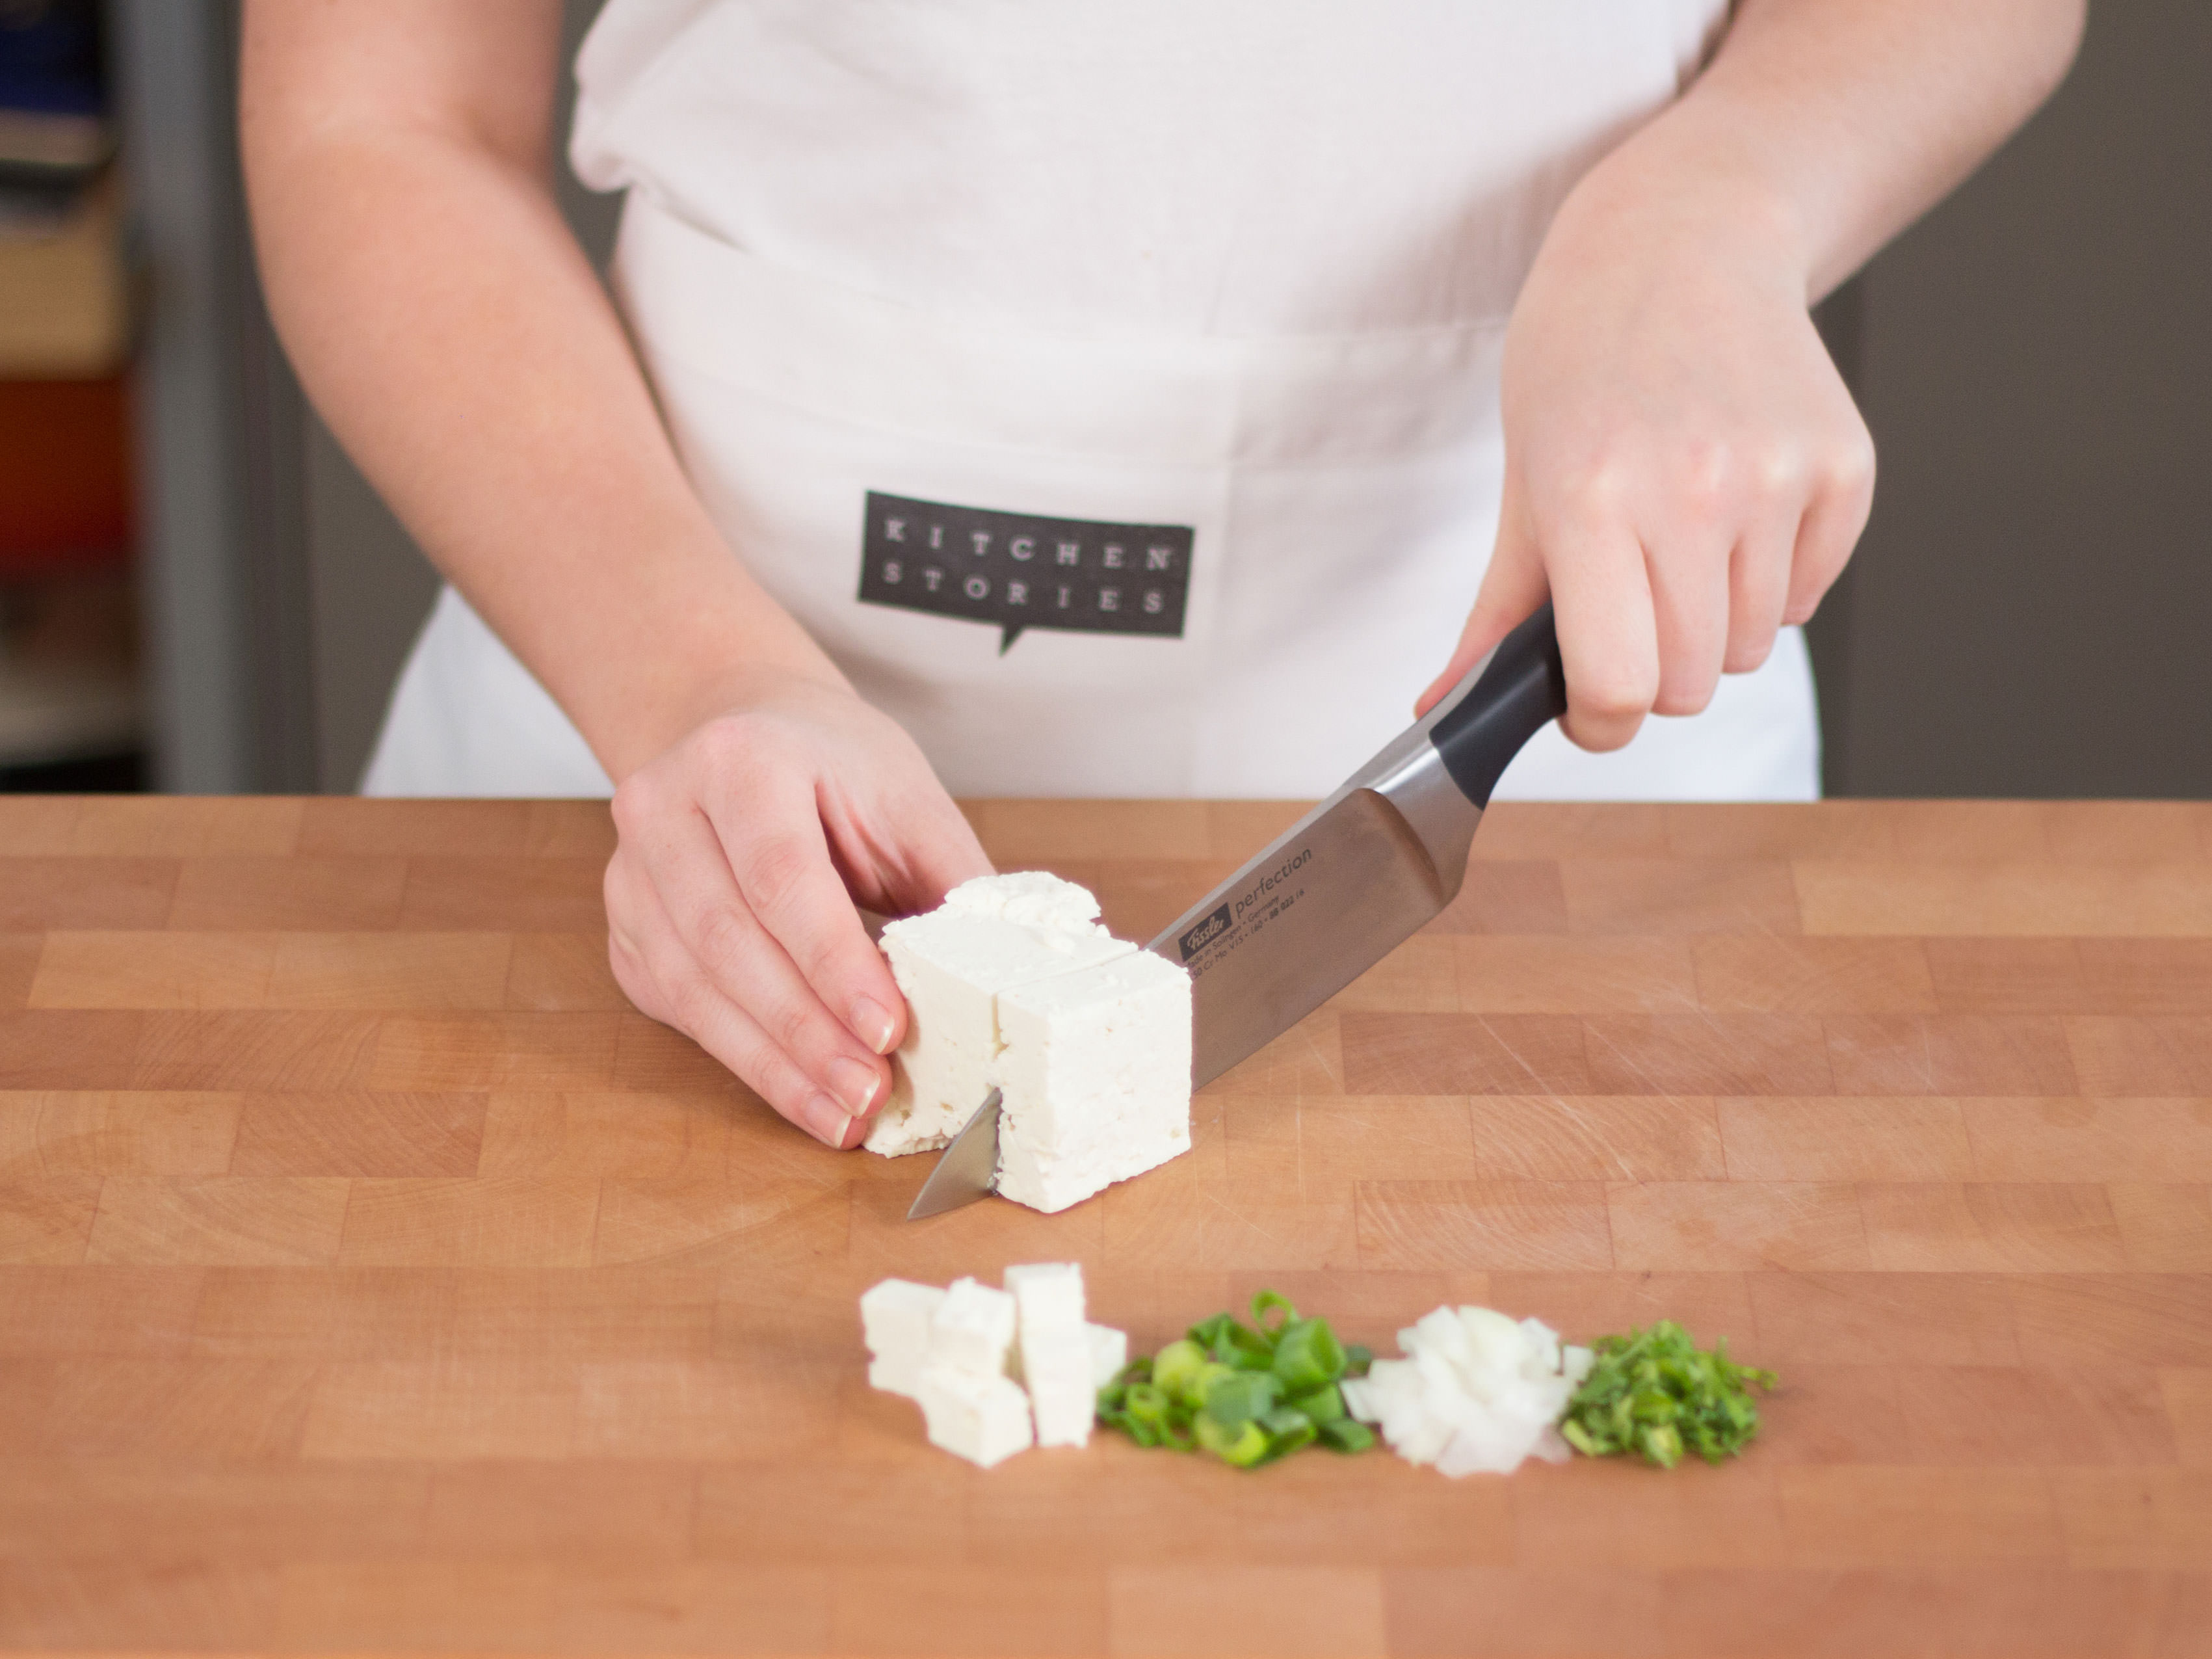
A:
[1577,669,1655,721]
[609,778,655,838]
[746,1044,811,1117]
[798,932,860,994]
[1563,452,1635,515]
[1820,421,1877,494]
[1750,441,1804,500]
[1676,437,1738,514]
[769,997,817,1056]
[742,835,813,916]
[663,970,717,1034]
[693,905,753,977]
[1726,628,1778,674]
[1570,712,1639,754]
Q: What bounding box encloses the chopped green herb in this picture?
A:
[1271,1317,1346,1394]
[1317,1417,1375,1453]
[1096,1290,1376,1468]
[1560,1320,1776,1468]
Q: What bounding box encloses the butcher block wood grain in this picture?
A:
[1,795,2211,1658]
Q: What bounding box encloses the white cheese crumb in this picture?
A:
[928,1277,1018,1378]
[1343,1304,1594,1478]
[858,1278,945,1401]
[915,1363,1034,1468]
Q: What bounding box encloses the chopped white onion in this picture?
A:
[1344,1304,1593,1477]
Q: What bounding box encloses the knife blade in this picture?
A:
[904,604,1568,1220]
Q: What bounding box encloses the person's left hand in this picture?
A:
[1416,171,1876,753]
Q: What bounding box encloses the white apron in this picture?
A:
[364,0,1819,803]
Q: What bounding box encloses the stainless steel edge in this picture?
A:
[904,1088,1003,1220]
[1144,643,1504,1089]
[1146,634,1501,968]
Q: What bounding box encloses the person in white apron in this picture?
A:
[243,1,2085,1146]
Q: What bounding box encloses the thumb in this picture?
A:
[1415,471,1549,717]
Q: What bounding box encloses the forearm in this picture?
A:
[1568,0,2086,301]
[244,97,839,780]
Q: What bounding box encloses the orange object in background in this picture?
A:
[0,375,133,577]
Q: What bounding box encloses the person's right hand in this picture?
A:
[603,672,994,1148]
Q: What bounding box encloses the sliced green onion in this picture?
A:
[1123,1382,1174,1438]
[1195,1411,1271,1467]
[1252,1290,1297,1333]
[1271,1317,1346,1394]
[1095,1287,1378,1469]
[1188,1360,1240,1409]
[1150,1338,1208,1404]
[1198,1370,1280,1427]
[1317,1418,1375,1453]
[1287,1382,1346,1424]
[1259,1406,1317,1457]
[1560,1320,1776,1469]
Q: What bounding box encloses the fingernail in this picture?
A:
[851,997,898,1055]
[800,1093,852,1147]
[828,1056,882,1117]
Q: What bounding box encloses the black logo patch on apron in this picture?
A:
[858,491,1193,654]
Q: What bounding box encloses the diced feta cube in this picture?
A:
[993,950,1191,1214]
[1003,1261,1086,1331]
[928,1276,1018,1377]
[915,1363,1034,1468]
[858,1277,946,1400]
[1017,1318,1098,1448]
[1086,1322,1128,1388]
[867,873,1135,1157]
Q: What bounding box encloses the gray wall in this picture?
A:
[1822,0,2212,798]
[116,0,318,791]
[295,2,2210,799]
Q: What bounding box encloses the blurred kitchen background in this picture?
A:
[3,0,2206,798]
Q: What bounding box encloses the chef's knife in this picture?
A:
[907,603,1568,1219]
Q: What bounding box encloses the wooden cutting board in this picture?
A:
[0,795,2207,1657]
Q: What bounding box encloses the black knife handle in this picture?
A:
[1429,602,1568,808]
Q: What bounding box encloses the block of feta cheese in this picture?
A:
[927,1277,1018,1377]
[993,950,1192,1214]
[866,872,1193,1214]
[1003,1262,1092,1448]
[915,1364,1034,1468]
[858,1278,946,1401]
[867,873,1136,1158]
